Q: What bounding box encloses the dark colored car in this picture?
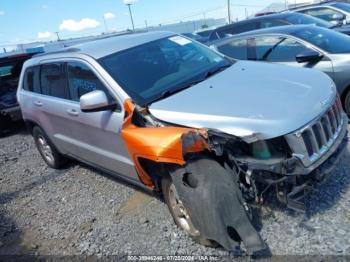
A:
[255,11,277,17]
[0,53,36,130]
[212,24,350,117]
[204,12,350,45]
[181,32,207,43]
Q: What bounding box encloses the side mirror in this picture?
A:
[296,50,323,63]
[80,90,115,113]
[332,13,346,21]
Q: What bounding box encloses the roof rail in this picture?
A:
[33,47,81,58]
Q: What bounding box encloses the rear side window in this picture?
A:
[40,63,67,99]
[258,19,289,29]
[67,62,113,102]
[299,8,343,22]
[23,66,40,93]
[232,22,257,34]
[217,39,248,60]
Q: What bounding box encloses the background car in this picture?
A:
[292,1,350,25]
[212,24,350,117]
[181,32,207,43]
[202,12,350,45]
[0,53,37,131]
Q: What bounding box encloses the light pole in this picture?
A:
[126,3,135,31]
[227,0,232,24]
[103,16,108,32]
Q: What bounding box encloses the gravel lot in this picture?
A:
[0,124,350,258]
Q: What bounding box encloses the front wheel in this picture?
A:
[162,175,217,247]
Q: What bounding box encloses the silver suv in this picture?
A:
[17,32,348,254]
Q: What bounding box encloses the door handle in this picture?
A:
[34,101,43,107]
[66,109,79,117]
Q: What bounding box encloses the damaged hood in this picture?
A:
[149,61,336,141]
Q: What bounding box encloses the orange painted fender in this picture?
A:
[121,99,209,188]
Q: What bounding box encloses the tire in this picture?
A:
[32,126,68,169]
[161,174,217,247]
[344,91,350,118]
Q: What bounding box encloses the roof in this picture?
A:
[288,1,341,10]
[210,12,295,32]
[36,31,176,60]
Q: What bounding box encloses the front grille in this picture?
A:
[285,96,345,167]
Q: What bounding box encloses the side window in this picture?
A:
[67,62,113,102]
[217,39,248,60]
[233,22,257,34]
[300,8,342,22]
[40,63,67,99]
[254,36,312,62]
[23,66,41,93]
[258,19,289,29]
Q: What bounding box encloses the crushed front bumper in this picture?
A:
[239,115,348,212]
[286,129,348,212]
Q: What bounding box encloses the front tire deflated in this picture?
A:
[163,158,266,254]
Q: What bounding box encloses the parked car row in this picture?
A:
[187,2,350,118]
[291,1,350,26]
[211,25,350,117]
[17,29,348,255]
[196,12,350,45]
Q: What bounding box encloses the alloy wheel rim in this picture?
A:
[37,135,54,164]
[168,183,200,237]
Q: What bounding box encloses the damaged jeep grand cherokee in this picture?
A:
[17,32,348,254]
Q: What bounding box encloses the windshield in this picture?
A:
[285,13,332,28]
[196,30,213,37]
[0,65,13,77]
[293,26,350,53]
[99,35,232,106]
[331,3,350,13]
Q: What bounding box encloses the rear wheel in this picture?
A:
[345,91,350,118]
[33,126,68,169]
[162,175,217,247]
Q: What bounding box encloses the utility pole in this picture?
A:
[127,4,135,31]
[145,20,148,31]
[227,0,232,24]
[285,0,288,9]
[55,32,61,41]
[103,17,108,32]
